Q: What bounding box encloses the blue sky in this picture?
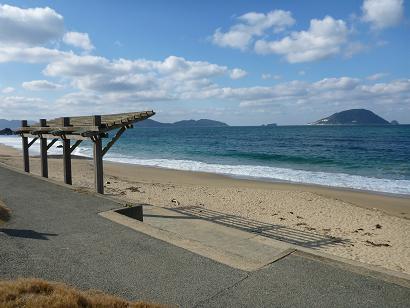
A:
[0,0,409,125]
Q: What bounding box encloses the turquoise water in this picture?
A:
[1,125,410,195]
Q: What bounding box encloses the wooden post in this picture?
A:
[39,119,48,178]
[21,120,29,173]
[62,117,72,185]
[93,115,104,194]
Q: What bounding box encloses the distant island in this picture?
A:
[134,119,228,127]
[311,109,398,125]
[0,119,23,130]
[0,128,14,135]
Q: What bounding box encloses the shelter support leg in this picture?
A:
[63,138,72,185]
[40,119,48,178]
[21,120,29,173]
[93,136,104,194]
[63,117,72,185]
[93,115,104,194]
[22,136,29,173]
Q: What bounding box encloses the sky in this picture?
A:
[0,0,409,125]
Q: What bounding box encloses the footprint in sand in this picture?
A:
[365,240,390,247]
[353,228,364,233]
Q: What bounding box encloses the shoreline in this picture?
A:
[106,159,410,198]
[102,160,410,219]
[1,143,410,275]
[0,143,409,218]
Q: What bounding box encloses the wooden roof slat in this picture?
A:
[16,111,155,135]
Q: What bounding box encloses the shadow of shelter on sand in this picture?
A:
[169,206,349,249]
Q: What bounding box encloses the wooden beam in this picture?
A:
[39,119,48,178]
[19,126,101,133]
[102,126,126,157]
[46,139,58,150]
[62,117,72,185]
[28,138,38,148]
[22,133,90,141]
[93,115,104,194]
[21,120,29,173]
[69,140,82,154]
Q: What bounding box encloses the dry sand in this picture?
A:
[1,144,409,275]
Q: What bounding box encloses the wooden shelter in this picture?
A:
[16,111,155,194]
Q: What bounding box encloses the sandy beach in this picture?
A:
[0,143,409,275]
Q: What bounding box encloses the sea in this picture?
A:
[1,125,409,196]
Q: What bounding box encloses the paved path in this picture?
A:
[0,165,409,307]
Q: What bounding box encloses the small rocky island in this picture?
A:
[261,123,277,127]
[311,109,396,125]
[0,128,14,135]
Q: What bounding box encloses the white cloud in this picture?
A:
[254,16,349,63]
[22,80,63,91]
[361,79,410,94]
[212,10,295,50]
[344,42,367,58]
[0,46,71,63]
[63,31,94,51]
[0,95,51,118]
[367,72,388,80]
[313,77,360,90]
[230,68,247,79]
[261,74,281,80]
[0,4,64,46]
[38,50,409,116]
[230,78,410,110]
[43,54,231,96]
[1,87,15,93]
[362,0,404,29]
[36,54,245,110]
[261,74,270,80]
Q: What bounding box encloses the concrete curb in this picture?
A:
[99,208,296,272]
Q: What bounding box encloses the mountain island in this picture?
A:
[311,109,398,125]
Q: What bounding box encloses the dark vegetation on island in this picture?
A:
[134,118,228,127]
[0,128,14,135]
[311,109,399,125]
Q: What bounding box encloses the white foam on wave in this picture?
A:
[0,135,89,156]
[104,155,410,196]
[2,135,409,195]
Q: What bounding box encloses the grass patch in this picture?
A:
[0,200,10,223]
[0,278,162,308]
